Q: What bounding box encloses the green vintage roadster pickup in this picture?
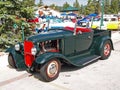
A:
[7,26,113,81]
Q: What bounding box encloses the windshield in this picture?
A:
[93,18,100,21]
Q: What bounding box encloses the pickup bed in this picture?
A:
[7,27,113,81]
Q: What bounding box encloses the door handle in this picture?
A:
[88,36,91,39]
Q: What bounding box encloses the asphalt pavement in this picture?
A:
[112,31,120,43]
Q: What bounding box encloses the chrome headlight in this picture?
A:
[15,44,20,51]
[31,47,37,55]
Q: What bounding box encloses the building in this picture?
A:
[35,6,61,18]
[61,6,79,15]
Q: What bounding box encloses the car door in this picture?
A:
[75,31,93,52]
[63,31,93,56]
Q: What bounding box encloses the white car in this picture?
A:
[49,19,75,28]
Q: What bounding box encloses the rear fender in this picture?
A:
[95,36,114,55]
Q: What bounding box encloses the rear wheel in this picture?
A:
[100,40,112,60]
[40,58,61,82]
[8,54,16,68]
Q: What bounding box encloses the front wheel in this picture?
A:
[100,40,112,60]
[8,54,16,68]
[40,58,61,82]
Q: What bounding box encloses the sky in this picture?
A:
[35,0,88,6]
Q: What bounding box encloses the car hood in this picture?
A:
[27,29,73,43]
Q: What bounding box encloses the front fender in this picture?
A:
[7,47,27,69]
[35,52,68,64]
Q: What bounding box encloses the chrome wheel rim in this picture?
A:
[47,61,59,78]
[104,44,110,56]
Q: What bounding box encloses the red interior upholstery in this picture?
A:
[47,48,59,52]
[65,26,91,33]
[71,19,77,23]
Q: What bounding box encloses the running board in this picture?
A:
[82,56,101,65]
[69,55,101,66]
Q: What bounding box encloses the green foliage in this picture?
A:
[49,4,62,11]
[20,7,34,19]
[37,0,43,7]
[49,4,56,9]
[48,0,120,15]
[0,15,32,51]
[19,0,35,18]
[21,0,35,7]
[63,2,70,9]
[84,0,100,15]
[73,0,80,8]
[0,0,34,51]
[83,0,120,15]
[73,0,80,14]
[111,0,119,14]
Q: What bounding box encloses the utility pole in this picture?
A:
[21,21,25,41]
[100,0,104,30]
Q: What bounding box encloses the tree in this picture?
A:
[63,2,70,9]
[111,0,119,14]
[73,0,80,8]
[0,0,35,50]
[37,0,43,7]
[79,4,85,15]
[49,4,62,11]
[104,0,109,14]
[19,0,35,19]
[0,0,35,19]
[49,4,56,9]
[94,0,100,14]
[83,0,101,15]
[84,0,95,15]
[73,0,80,14]
[21,0,35,7]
